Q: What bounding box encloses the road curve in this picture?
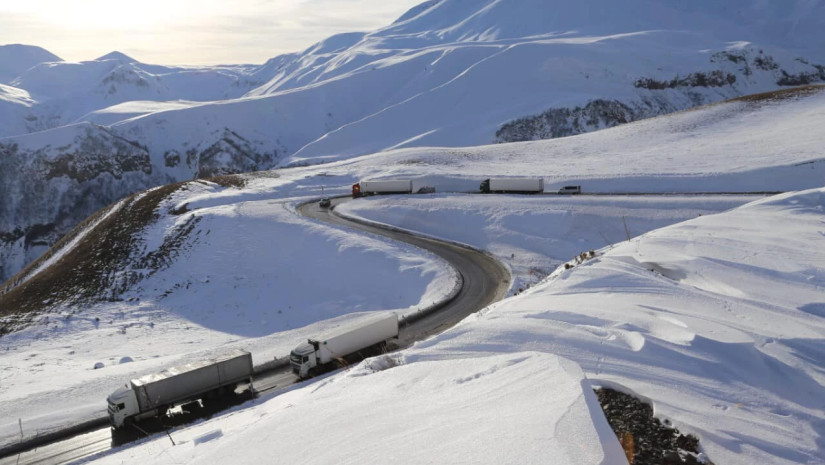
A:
[1,195,509,465]
[299,196,510,346]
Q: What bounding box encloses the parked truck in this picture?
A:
[352,180,413,197]
[479,177,544,194]
[107,349,254,429]
[290,313,399,379]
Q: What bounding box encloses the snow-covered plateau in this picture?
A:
[0,78,824,464]
[3,0,825,282]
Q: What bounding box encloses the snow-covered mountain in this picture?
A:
[1,85,824,465]
[0,123,164,282]
[7,52,263,135]
[0,44,62,84]
[2,0,825,283]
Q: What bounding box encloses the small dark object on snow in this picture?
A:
[594,388,712,465]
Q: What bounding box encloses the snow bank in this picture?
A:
[399,188,825,465]
[91,352,628,465]
[337,194,760,291]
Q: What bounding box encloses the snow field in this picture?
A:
[0,186,458,446]
[337,194,760,292]
[90,352,628,465]
[1,44,824,463]
[77,187,825,465]
[396,188,825,465]
[324,87,825,195]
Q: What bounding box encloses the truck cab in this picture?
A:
[479,179,491,193]
[558,185,582,195]
[290,341,318,379]
[107,385,139,429]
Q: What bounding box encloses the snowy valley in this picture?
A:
[1,82,825,464]
[1,1,825,464]
[3,0,825,282]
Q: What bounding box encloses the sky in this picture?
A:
[0,0,423,65]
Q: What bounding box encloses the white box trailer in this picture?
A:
[480,177,544,194]
[107,349,254,429]
[353,180,413,197]
[290,312,399,379]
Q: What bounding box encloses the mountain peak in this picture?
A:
[393,0,443,24]
[0,44,63,83]
[95,51,137,63]
[377,0,825,52]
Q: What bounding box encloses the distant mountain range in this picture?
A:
[2,0,825,283]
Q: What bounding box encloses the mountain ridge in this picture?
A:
[0,44,62,84]
[1,0,825,281]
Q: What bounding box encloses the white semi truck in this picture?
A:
[107,350,254,429]
[290,313,399,379]
[479,177,544,194]
[352,180,413,197]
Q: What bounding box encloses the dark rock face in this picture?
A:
[777,65,825,86]
[595,388,712,465]
[196,129,278,178]
[42,128,153,182]
[0,124,280,283]
[0,125,164,283]
[495,50,825,144]
[634,71,737,90]
[495,98,667,142]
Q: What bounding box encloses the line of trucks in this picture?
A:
[107,313,399,430]
[351,178,580,196]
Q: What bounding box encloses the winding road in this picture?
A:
[302,197,510,345]
[0,196,510,465]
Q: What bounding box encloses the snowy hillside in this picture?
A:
[0,44,61,84]
[0,122,166,282]
[0,83,36,138]
[1,81,824,465]
[93,352,630,465]
[333,187,825,465]
[7,52,263,133]
[3,0,825,282]
[84,186,825,465]
[114,0,825,165]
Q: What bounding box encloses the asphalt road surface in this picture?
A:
[300,196,510,346]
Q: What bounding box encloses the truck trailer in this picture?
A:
[290,313,399,379]
[479,177,544,194]
[107,349,254,429]
[352,180,413,197]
